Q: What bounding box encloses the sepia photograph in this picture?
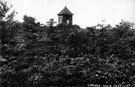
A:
[0,0,135,87]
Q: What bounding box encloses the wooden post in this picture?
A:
[0,39,1,57]
[0,20,1,57]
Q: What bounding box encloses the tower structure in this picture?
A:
[58,7,73,25]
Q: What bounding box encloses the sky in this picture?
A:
[4,0,135,28]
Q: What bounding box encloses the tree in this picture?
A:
[1,1,135,86]
[0,1,17,57]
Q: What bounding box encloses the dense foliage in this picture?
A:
[0,1,135,87]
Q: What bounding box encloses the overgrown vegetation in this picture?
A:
[0,1,135,87]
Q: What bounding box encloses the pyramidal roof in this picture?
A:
[58,6,73,15]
